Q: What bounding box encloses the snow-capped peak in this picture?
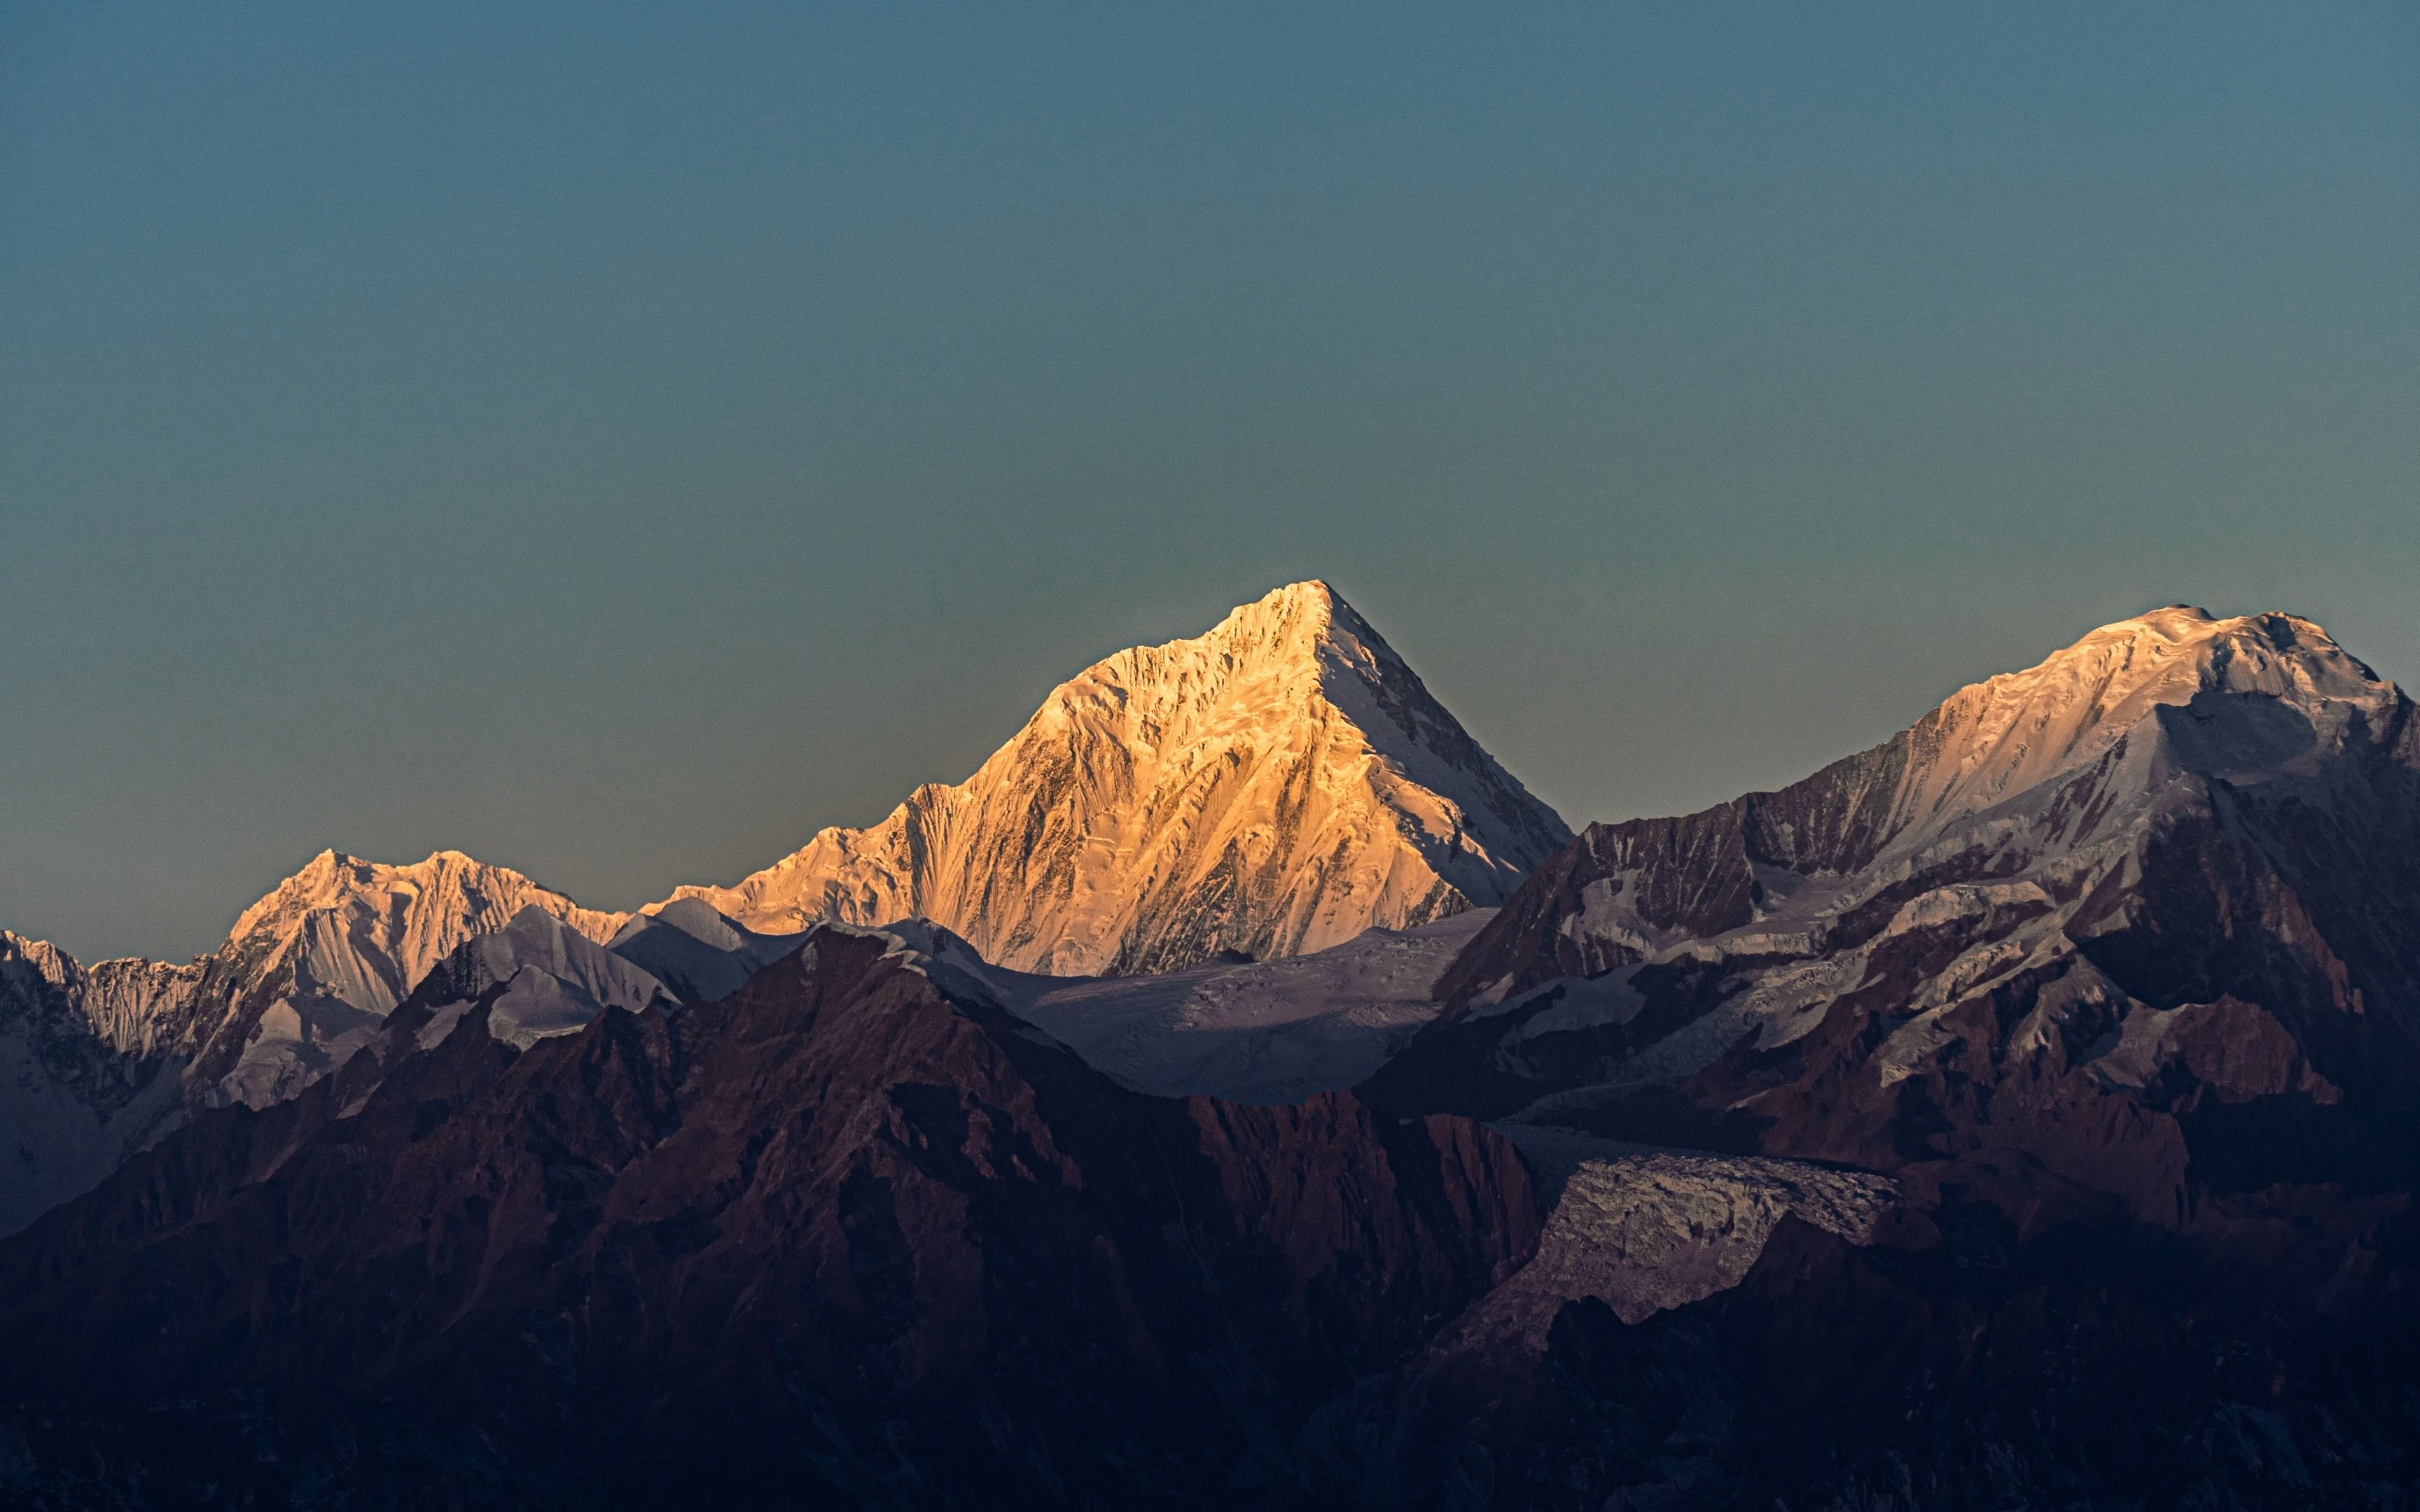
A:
[203,849,630,1107]
[607,898,802,1004]
[1896,606,2397,841]
[659,581,1571,975]
[225,848,624,989]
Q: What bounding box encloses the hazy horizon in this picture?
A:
[6,4,2414,960]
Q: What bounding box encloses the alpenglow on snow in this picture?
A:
[655,580,1573,974]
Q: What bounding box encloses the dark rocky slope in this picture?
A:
[0,925,1536,1508]
[1314,1198,2420,1510]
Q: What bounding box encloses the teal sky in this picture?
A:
[4,4,2414,962]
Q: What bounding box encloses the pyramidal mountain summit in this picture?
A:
[7,593,2420,1507]
[656,580,1573,974]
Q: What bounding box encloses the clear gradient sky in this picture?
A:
[4,4,2414,962]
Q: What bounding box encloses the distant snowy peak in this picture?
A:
[219,848,625,1011]
[207,849,628,1107]
[1376,603,2420,1323]
[661,580,1572,974]
[1895,606,2399,841]
[405,906,674,1054]
[1501,605,2409,954]
[1,846,634,1128]
[1424,605,2420,1114]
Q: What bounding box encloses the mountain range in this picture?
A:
[4,589,2417,1508]
[0,582,1565,1236]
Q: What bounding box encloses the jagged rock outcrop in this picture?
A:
[659,581,1571,974]
[1467,1127,1898,1336]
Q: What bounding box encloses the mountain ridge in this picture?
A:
[1432,604,2400,1007]
[0,580,1564,1234]
[7,598,2420,1504]
[1379,603,2420,1217]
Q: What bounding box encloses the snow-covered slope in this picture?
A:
[392,906,676,1056]
[660,581,1571,974]
[1884,606,2393,836]
[1385,608,2420,1203]
[995,910,1494,1102]
[797,908,1485,1102]
[607,898,801,1004]
[206,850,627,1107]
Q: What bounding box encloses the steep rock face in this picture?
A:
[0,850,624,1234]
[1377,607,2420,1225]
[0,923,1538,1507]
[661,581,1571,974]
